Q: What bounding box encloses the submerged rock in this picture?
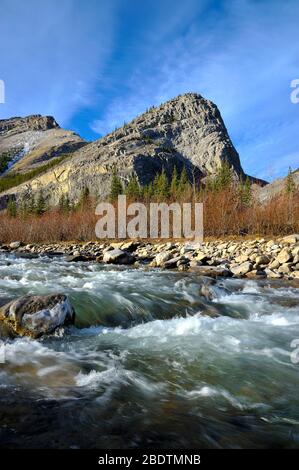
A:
[0,294,75,338]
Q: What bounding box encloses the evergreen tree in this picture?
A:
[59,194,72,213]
[28,194,36,214]
[153,168,169,199]
[285,167,296,194]
[177,166,189,196]
[125,174,140,200]
[110,170,123,201]
[239,177,252,206]
[213,160,233,191]
[35,192,47,215]
[7,199,17,217]
[77,186,90,210]
[170,166,178,198]
[20,200,29,217]
[141,181,154,200]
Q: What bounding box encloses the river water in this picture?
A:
[0,253,299,448]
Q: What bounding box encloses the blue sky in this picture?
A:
[0,0,298,181]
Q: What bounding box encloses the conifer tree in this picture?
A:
[59,194,72,213]
[213,160,233,191]
[142,181,154,200]
[285,167,296,194]
[153,168,169,199]
[7,199,17,217]
[239,176,252,206]
[77,186,90,210]
[35,191,47,215]
[125,174,140,200]
[28,194,36,214]
[110,170,123,201]
[170,166,178,198]
[177,166,189,197]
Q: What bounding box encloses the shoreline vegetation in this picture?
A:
[0,163,298,243]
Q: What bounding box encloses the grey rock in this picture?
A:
[9,241,22,249]
[255,170,299,202]
[265,268,282,279]
[255,254,270,266]
[189,265,232,278]
[0,294,75,338]
[276,248,292,264]
[230,261,253,276]
[155,251,173,267]
[163,255,186,269]
[67,254,95,262]
[103,249,135,265]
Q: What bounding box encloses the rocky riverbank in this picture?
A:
[2,235,299,281]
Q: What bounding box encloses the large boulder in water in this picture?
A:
[0,294,75,338]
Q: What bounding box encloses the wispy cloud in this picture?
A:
[1,0,298,180]
[91,0,299,180]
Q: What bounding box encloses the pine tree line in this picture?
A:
[109,161,254,206]
[7,162,297,218]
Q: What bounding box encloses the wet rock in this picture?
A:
[0,294,75,338]
[164,256,187,269]
[178,264,189,271]
[245,269,266,279]
[189,265,232,278]
[67,254,95,262]
[200,284,217,301]
[103,249,135,265]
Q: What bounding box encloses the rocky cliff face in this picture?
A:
[0,114,86,175]
[0,114,59,135]
[0,93,263,207]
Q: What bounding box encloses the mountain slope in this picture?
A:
[0,93,265,207]
[255,168,299,202]
[0,115,86,175]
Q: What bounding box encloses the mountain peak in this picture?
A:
[0,93,265,207]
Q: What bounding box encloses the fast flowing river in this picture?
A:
[0,252,299,449]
